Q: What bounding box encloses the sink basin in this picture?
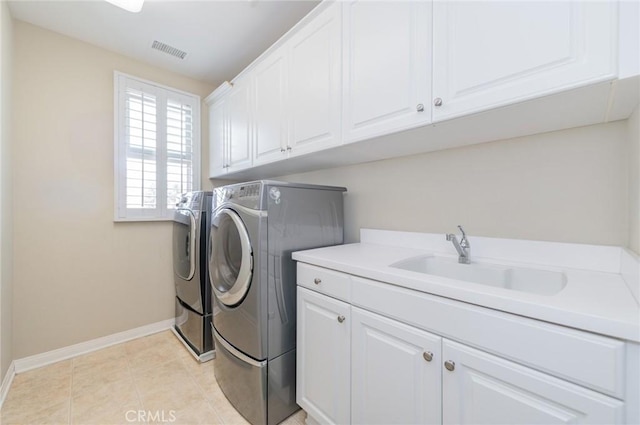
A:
[390,256,567,296]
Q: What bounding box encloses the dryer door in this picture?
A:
[209,208,253,307]
[173,208,197,281]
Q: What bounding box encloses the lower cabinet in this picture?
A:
[352,308,442,425]
[296,273,626,425]
[296,287,351,425]
[442,340,624,425]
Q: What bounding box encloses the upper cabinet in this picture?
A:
[209,93,227,177]
[211,2,342,176]
[288,2,342,155]
[342,0,432,144]
[253,47,288,166]
[432,1,618,121]
[207,78,252,177]
[225,77,253,172]
[207,0,636,179]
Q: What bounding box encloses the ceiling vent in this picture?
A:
[151,40,187,60]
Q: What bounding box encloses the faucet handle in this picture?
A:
[457,225,470,247]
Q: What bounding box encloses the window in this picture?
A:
[114,72,201,221]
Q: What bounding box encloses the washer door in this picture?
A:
[209,208,253,307]
[173,208,196,281]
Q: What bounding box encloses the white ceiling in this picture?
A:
[8,0,320,86]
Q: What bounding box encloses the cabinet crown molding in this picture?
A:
[205,80,233,104]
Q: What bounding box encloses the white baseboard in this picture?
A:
[0,361,16,409]
[13,318,174,374]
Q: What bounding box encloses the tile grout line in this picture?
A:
[170,332,226,424]
[123,339,147,417]
[68,359,74,425]
[179,356,225,424]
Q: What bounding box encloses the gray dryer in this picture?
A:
[173,191,214,361]
[208,181,346,425]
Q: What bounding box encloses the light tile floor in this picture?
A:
[0,331,307,425]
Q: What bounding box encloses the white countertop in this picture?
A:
[292,230,640,342]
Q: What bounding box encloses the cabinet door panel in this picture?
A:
[297,287,350,425]
[432,1,617,121]
[442,340,624,425]
[208,99,226,177]
[226,80,252,170]
[254,50,287,165]
[352,308,441,425]
[342,0,431,143]
[289,2,342,154]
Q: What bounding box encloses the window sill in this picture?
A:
[114,217,174,223]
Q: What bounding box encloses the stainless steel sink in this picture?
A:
[390,256,567,296]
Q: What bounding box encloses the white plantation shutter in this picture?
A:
[166,97,194,210]
[115,72,200,221]
[125,86,158,210]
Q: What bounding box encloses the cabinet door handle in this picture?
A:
[313,278,321,285]
[434,98,443,107]
[280,148,286,153]
[337,315,345,323]
[423,351,433,362]
[286,146,292,151]
[416,103,425,112]
[444,360,455,371]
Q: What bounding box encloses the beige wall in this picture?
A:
[278,121,628,246]
[629,106,640,254]
[6,18,637,360]
[0,0,13,378]
[12,22,214,358]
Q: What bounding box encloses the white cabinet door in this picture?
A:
[432,1,617,121]
[442,339,624,425]
[226,78,252,171]
[342,0,431,144]
[297,287,350,425]
[208,97,227,177]
[253,48,288,165]
[352,308,442,425]
[288,2,342,156]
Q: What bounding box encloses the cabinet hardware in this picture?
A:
[434,98,443,107]
[314,278,321,285]
[423,351,433,362]
[280,148,286,153]
[416,104,425,112]
[444,360,455,371]
[286,146,292,151]
[337,315,345,323]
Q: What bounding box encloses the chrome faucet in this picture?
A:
[446,225,471,264]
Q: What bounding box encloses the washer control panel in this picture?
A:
[231,183,261,200]
[174,191,211,213]
[214,182,264,211]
